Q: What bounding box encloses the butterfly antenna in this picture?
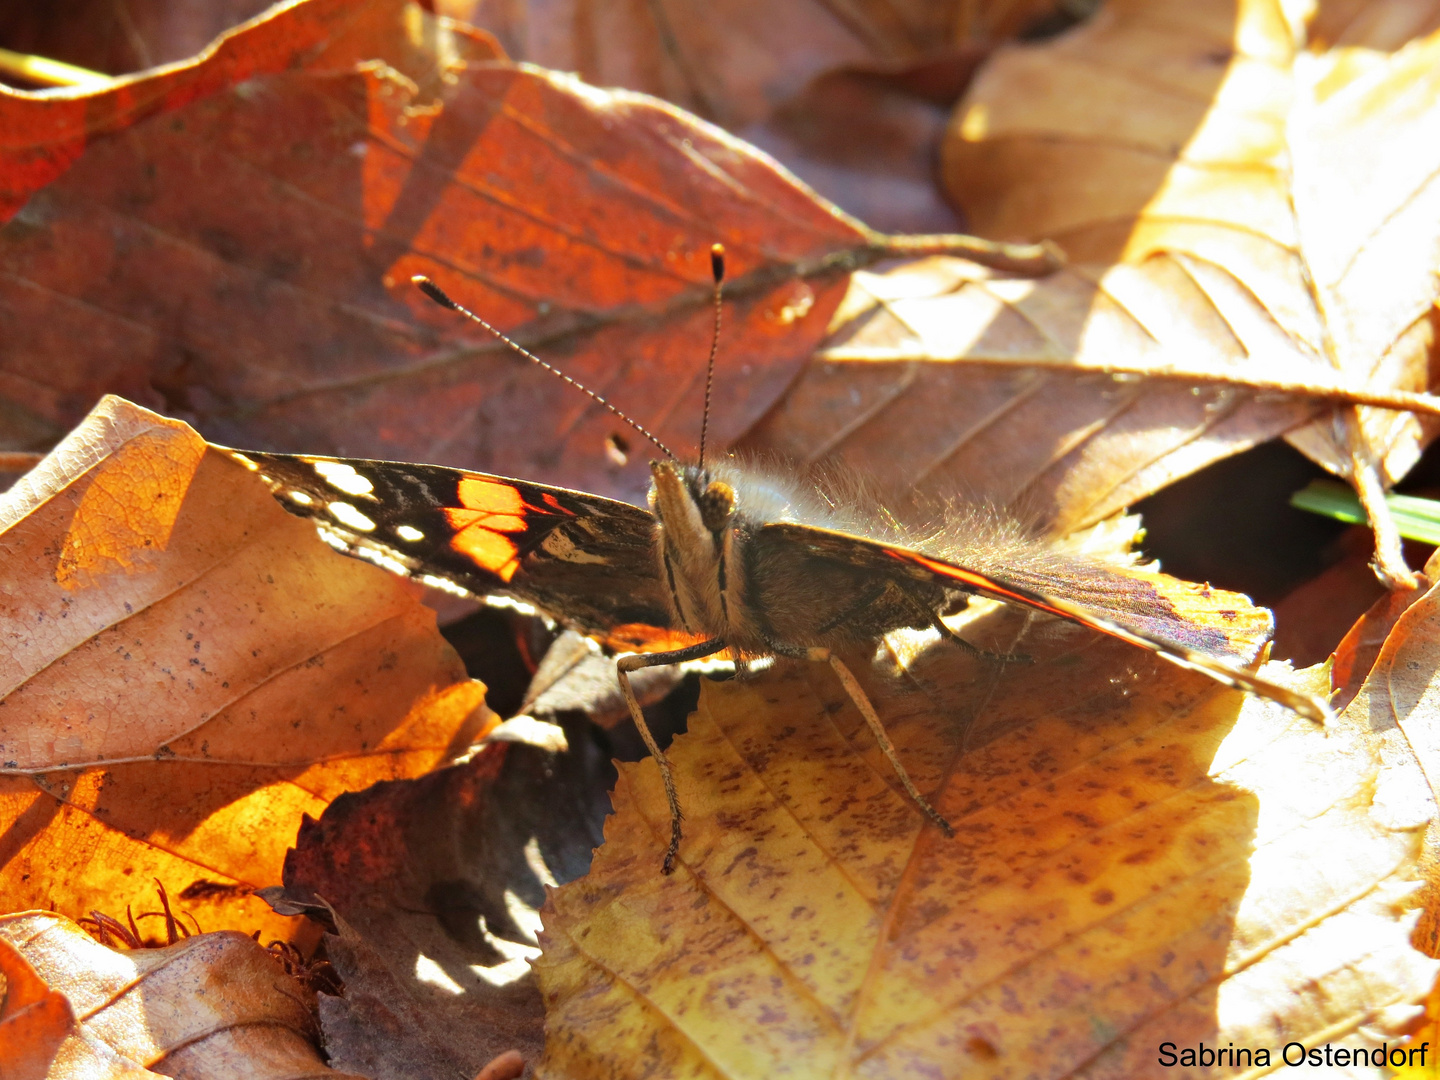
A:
[697,244,726,470]
[412,276,675,461]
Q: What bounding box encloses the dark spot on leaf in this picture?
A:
[966,1037,998,1060]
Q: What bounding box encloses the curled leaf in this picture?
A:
[0,909,362,1078]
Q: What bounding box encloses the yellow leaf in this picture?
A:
[536,594,1436,1077]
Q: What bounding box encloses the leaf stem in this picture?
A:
[0,47,112,90]
[874,233,1064,276]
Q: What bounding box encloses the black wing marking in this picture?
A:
[219,447,674,636]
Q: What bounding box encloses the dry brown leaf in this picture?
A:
[930,0,1440,556]
[0,395,492,944]
[0,909,362,1078]
[735,61,975,234]
[1340,548,1440,959]
[440,0,1066,131]
[738,255,1329,532]
[441,0,1073,234]
[744,0,1440,535]
[262,716,621,1078]
[535,587,1437,1076]
[0,0,1038,510]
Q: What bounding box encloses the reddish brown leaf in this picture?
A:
[0,0,978,506]
[0,0,500,220]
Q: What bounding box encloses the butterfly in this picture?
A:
[220,252,1330,873]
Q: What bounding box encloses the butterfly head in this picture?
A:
[649,460,737,538]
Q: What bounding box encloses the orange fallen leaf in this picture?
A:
[938,0,1440,569]
[0,0,498,219]
[0,0,1041,513]
[0,909,363,1078]
[536,586,1437,1075]
[0,395,492,943]
[0,932,82,1079]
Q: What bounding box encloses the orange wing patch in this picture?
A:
[449,528,521,581]
[899,552,1075,621]
[449,477,527,532]
[602,623,713,654]
[445,479,532,580]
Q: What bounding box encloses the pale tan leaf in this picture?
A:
[740,254,1349,530]
[0,910,362,1078]
[767,0,1440,534]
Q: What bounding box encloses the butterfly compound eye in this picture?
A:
[699,480,736,533]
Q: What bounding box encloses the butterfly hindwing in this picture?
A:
[222,449,676,638]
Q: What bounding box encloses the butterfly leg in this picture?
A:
[777,643,955,839]
[898,588,1030,664]
[617,637,728,874]
[930,615,1032,665]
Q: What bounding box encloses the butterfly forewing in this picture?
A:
[221,449,675,638]
[759,521,1327,722]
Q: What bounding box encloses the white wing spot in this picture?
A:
[310,460,375,496]
[420,574,472,597]
[395,524,425,542]
[286,490,313,505]
[328,501,377,531]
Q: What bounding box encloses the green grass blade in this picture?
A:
[1290,480,1440,544]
